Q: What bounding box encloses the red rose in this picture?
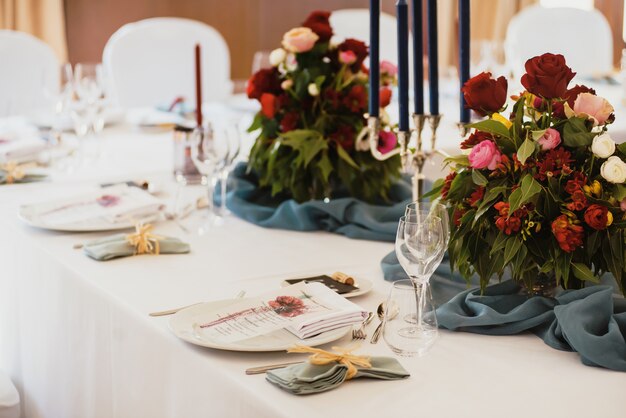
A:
[380,87,392,108]
[584,204,610,230]
[461,72,508,116]
[246,68,281,100]
[260,93,277,119]
[521,53,576,99]
[343,84,367,113]
[302,10,333,42]
[551,215,584,253]
[329,124,356,149]
[280,111,299,132]
[460,130,493,149]
[338,39,368,71]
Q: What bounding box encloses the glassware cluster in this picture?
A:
[384,201,449,357]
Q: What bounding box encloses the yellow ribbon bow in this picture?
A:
[125,223,163,255]
[288,345,371,380]
[1,161,29,184]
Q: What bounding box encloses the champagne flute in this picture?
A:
[216,124,241,216]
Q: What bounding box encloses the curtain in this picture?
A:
[436,0,537,72]
[0,0,68,61]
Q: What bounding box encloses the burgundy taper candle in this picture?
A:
[195,43,203,127]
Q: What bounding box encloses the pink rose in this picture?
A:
[377,130,397,154]
[339,50,357,65]
[621,198,626,212]
[468,140,501,170]
[537,128,561,151]
[570,93,614,126]
[380,60,398,77]
[282,27,319,53]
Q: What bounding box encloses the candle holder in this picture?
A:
[356,113,449,201]
[457,122,470,138]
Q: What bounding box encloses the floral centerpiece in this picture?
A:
[429,53,626,295]
[245,11,401,203]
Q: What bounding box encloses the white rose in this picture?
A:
[285,53,298,72]
[591,133,616,158]
[269,48,286,66]
[307,83,319,96]
[280,79,293,90]
[601,156,626,184]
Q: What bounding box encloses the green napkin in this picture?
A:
[0,171,46,184]
[266,357,410,395]
[83,233,190,261]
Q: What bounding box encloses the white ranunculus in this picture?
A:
[307,83,320,97]
[269,48,286,66]
[591,132,616,158]
[601,156,626,184]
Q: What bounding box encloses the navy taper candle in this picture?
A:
[427,0,439,115]
[369,0,380,117]
[459,0,470,123]
[397,0,409,131]
[412,0,424,115]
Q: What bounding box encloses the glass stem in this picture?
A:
[411,279,424,331]
[206,172,218,216]
[219,168,228,216]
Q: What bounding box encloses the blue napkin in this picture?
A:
[83,234,190,261]
[437,280,626,372]
[225,163,412,242]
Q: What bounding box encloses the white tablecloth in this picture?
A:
[1,119,625,418]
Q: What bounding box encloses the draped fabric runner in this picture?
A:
[225,163,412,242]
[436,280,626,372]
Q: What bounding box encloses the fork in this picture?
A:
[351,312,374,340]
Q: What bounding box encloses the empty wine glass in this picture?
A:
[405,201,450,275]
[390,214,445,356]
[72,63,107,160]
[190,124,231,234]
[216,124,241,217]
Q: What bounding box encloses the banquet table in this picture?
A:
[1,107,626,418]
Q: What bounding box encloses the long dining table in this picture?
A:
[1,108,626,418]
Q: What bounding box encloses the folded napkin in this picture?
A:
[225,163,412,242]
[266,356,410,395]
[0,163,46,185]
[437,281,626,372]
[83,233,190,261]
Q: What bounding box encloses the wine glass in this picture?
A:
[216,124,241,217]
[405,201,450,275]
[190,124,231,234]
[72,63,107,160]
[389,214,445,356]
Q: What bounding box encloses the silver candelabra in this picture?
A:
[356,113,456,201]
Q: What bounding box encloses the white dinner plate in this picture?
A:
[281,276,373,298]
[169,299,351,352]
[18,204,161,232]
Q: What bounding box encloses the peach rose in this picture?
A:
[282,27,319,53]
[569,92,614,126]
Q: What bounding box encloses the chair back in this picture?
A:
[505,6,613,78]
[0,30,59,117]
[103,17,232,108]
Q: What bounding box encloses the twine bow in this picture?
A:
[288,345,371,380]
[125,223,163,255]
[1,161,29,184]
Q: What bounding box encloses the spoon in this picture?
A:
[370,301,399,344]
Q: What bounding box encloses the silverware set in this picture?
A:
[351,311,374,340]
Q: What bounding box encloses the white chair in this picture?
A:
[0,30,59,117]
[330,9,413,76]
[0,370,19,418]
[505,5,613,78]
[103,17,233,108]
